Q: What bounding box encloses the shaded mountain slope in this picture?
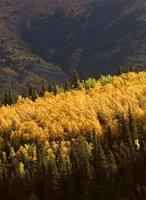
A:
[1,0,146,90]
[0,0,89,90]
[23,0,146,76]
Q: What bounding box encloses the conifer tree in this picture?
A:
[28,86,38,101]
[2,91,8,106]
[120,114,135,157]
[48,153,62,200]
[48,81,54,93]
[64,80,70,91]
[117,65,123,75]
[8,90,16,105]
[92,130,108,171]
[75,136,92,200]
[40,80,46,97]
[91,130,109,199]
[70,143,80,200]
[128,106,138,141]
[2,90,16,106]
[107,150,117,174]
[106,126,113,149]
[54,84,58,95]
[71,70,80,89]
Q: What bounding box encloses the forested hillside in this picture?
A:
[1,71,146,140]
[0,72,146,199]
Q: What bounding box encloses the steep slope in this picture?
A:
[0,0,89,91]
[1,72,146,200]
[1,0,146,90]
[23,0,146,76]
[0,71,146,140]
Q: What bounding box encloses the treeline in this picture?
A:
[0,71,96,106]
[117,65,142,75]
[0,65,141,106]
[0,72,146,139]
[0,110,146,200]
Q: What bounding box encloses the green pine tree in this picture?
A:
[40,80,46,97]
[71,70,80,89]
[28,86,38,101]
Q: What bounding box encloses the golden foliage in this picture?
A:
[0,72,146,141]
